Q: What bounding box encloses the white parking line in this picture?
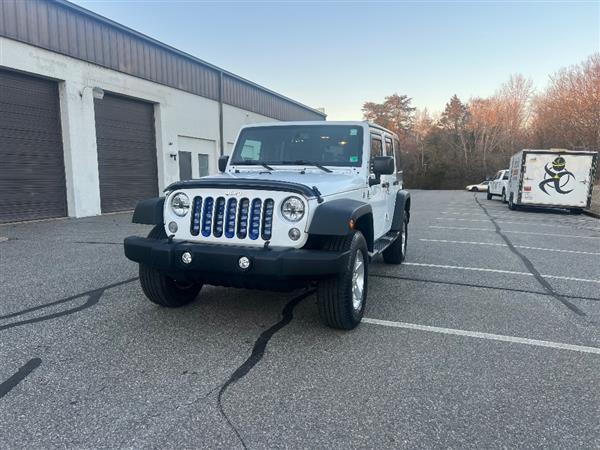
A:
[441,212,488,216]
[419,238,600,256]
[429,225,600,239]
[403,262,600,284]
[437,217,600,231]
[362,318,600,355]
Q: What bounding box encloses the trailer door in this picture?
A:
[521,153,593,207]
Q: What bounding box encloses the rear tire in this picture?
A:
[486,191,492,200]
[570,208,583,215]
[317,230,368,330]
[470,187,478,192]
[139,226,202,307]
[383,215,408,264]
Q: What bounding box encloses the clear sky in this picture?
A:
[72,0,599,120]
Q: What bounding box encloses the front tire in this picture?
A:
[470,187,478,192]
[486,191,492,200]
[139,226,202,307]
[317,230,368,330]
[383,215,408,264]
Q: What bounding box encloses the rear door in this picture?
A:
[521,152,593,207]
[383,135,397,230]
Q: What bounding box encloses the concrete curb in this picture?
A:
[583,210,600,219]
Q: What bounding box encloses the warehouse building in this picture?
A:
[0,0,325,223]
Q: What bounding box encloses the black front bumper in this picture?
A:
[124,236,349,282]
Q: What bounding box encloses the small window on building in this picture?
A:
[198,154,209,177]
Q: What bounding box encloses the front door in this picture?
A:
[368,133,388,239]
[178,151,192,180]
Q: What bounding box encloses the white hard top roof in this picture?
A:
[240,121,398,137]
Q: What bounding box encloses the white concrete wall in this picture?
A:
[0,37,276,218]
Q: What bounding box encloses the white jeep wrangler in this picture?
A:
[124,121,411,330]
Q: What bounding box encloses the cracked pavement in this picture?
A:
[1,190,599,448]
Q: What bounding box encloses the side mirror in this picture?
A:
[218,155,229,173]
[372,156,395,175]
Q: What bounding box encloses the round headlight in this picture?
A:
[171,193,190,217]
[281,196,305,222]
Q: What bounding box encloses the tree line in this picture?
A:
[362,53,599,189]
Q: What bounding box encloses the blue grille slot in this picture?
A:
[190,196,202,236]
[249,199,262,240]
[237,198,250,239]
[201,197,214,237]
[213,197,226,237]
[261,199,274,240]
[225,198,237,238]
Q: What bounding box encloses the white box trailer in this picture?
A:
[506,149,598,212]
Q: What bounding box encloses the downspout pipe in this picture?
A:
[218,71,224,156]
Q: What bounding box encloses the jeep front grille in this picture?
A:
[190,196,275,241]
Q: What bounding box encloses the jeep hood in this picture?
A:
[167,171,364,198]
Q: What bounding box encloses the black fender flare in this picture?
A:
[132,197,165,225]
[390,190,411,231]
[308,199,372,236]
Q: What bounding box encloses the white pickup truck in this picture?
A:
[506,149,598,213]
[487,169,510,202]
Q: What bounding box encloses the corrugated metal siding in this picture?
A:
[222,75,322,121]
[0,0,324,121]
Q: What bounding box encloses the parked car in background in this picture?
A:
[465,180,489,192]
[505,149,598,213]
[487,169,510,201]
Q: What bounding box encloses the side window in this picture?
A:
[502,171,509,180]
[393,137,402,171]
[384,137,393,156]
[370,135,383,159]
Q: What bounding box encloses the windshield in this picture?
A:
[230,125,364,167]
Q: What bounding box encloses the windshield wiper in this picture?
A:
[282,160,332,173]
[234,161,274,171]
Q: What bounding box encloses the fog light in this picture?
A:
[168,221,178,233]
[288,228,301,241]
[181,251,192,264]
[238,256,250,269]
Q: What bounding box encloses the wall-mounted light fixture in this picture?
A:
[79,86,105,99]
[169,152,177,161]
[92,87,104,99]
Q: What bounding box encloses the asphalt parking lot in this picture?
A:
[1,190,599,448]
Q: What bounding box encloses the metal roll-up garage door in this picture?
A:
[95,93,158,213]
[0,69,67,223]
